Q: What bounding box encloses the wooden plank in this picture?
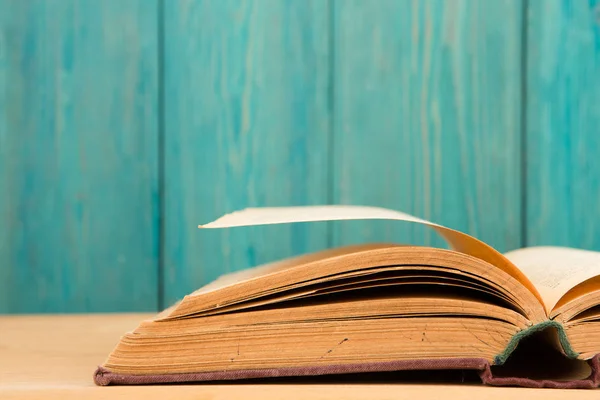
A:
[526,0,600,250]
[2,313,600,397]
[332,0,523,252]
[162,0,330,306]
[5,316,596,399]
[0,1,159,312]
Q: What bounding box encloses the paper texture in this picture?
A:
[200,205,543,304]
[504,246,600,311]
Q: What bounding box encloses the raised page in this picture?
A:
[200,205,543,303]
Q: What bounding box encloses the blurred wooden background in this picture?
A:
[0,0,599,313]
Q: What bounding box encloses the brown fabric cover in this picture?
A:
[94,354,600,388]
[480,355,600,389]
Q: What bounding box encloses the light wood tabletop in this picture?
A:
[1,313,598,399]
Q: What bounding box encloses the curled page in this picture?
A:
[505,246,600,312]
[200,205,543,305]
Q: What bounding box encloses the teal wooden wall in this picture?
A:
[0,0,159,313]
[0,0,598,313]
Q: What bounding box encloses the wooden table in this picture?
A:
[1,314,598,399]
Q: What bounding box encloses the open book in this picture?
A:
[95,206,600,388]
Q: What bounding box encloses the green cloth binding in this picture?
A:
[494,321,579,365]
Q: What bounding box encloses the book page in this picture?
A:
[200,205,543,304]
[191,244,394,295]
[503,246,600,311]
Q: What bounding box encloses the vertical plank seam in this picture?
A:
[326,0,335,249]
[520,0,529,249]
[157,0,165,311]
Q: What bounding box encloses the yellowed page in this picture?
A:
[503,246,600,311]
[200,205,543,304]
